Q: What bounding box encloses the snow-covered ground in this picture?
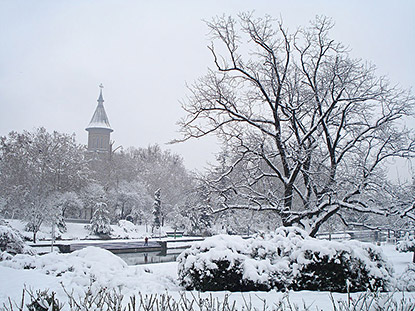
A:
[1,220,415,309]
[0,241,414,309]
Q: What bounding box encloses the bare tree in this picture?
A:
[175,14,415,236]
[392,177,415,225]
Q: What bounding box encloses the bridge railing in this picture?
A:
[317,229,415,243]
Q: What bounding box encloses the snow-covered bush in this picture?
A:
[111,220,141,239]
[178,235,273,291]
[396,233,415,263]
[178,227,393,292]
[397,263,415,291]
[90,202,111,236]
[118,219,136,232]
[254,228,392,292]
[2,246,128,279]
[26,289,63,311]
[289,239,392,292]
[0,224,34,256]
[396,234,415,291]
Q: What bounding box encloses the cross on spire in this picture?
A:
[98,83,104,104]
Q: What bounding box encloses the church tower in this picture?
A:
[86,84,113,153]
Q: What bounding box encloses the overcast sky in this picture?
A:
[0,0,414,174]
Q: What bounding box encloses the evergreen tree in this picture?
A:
[90,202,111,235]
[152,189,161,233]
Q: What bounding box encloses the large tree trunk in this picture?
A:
[283,186,293,212]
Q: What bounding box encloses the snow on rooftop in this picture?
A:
[86,89,113,131]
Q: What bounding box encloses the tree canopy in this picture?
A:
[176,14,415,236]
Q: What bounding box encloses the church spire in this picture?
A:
[86,84,113,153]
[86,84,113,132]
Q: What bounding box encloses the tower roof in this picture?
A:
[86,86,113,132]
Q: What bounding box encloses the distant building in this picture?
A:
[86,85,113,153]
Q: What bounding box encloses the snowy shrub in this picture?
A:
[26,289,63,311]
[397,233,415,263]
[290,240,392,292]
[0,224,34,256]
[8,288,415,311]
[118,219,136,231]
[90,202,111,235]
[252,228,392,292]
[397,263,415,291]
[178,235,274,291]
[178,227,393,292]
[2,246,128,280]
[111,220,142,239]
